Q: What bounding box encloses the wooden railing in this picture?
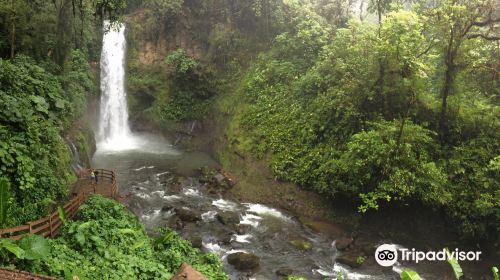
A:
[0,169,118,240]
[81,168,119,199]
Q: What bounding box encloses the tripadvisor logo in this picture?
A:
[374,244,482,267]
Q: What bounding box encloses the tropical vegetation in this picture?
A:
[0,195,226,279]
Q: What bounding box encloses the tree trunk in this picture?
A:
[359,0,364,21]
[377,0,382,24]
[439,34,457,144]
[439,60,453,144]
[10,0,15,58]
[55,0,72,65]
[374,1,386,112]
[10,20,15,58]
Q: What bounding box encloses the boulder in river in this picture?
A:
[235,224,252,235]
[275,267,294,277]
[230,241,244,250]
[227,252,260,271]
[165,215,184,229]
[175,208,201,222]
[199,167,235,192]
[299,217,345,239]
[187,235,203,249]
[171,263,207,280]
[216,211,240,226]
[161,205,173,212]
[335,237,354,251]
[336,250,365,268]
[215,227,233,244]
[289,239,313,251]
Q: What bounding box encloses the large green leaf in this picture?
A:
[54,98,66,109]
[0,238,25,259]
[446,248,463,279]
[0,178,9,224]
[400,269,423,280]
[30,95,49,114]
[75,232,86,245]
[58,205,67,225]
[492,267,499,280]
[18,234,50,260]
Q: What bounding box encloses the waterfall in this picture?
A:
[67,140,84,173]
[95,21,178,155]
[97,21,134,151]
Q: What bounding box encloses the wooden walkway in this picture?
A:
[72,169,118,199]
[0,269,57,280]
[0,169,119,279]
[0,169,118,240]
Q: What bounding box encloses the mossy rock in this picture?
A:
[289,239,313,251]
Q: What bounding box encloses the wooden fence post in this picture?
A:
[49,215,53,237]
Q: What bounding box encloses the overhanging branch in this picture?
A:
[467,33,500,40]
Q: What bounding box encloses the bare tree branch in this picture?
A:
[467,33,500,40]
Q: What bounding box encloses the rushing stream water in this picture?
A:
[90,22,481,280]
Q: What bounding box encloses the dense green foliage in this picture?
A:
[127,47,217,123]
[0,0,126,63]
[0,195,227,279]
[0,0,122,227]
[0,55,90,226]
[157,49,217,121]
[124,0,499,246]
[220,0,500,243]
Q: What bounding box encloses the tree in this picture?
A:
[377,10,430,145]
[315,0,354,27]
[0,0,126,63]
[429,0,499,143]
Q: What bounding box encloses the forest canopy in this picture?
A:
[216,0,499,242]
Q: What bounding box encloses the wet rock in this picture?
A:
[207,188,218,195]
[289,239,313,251]
[161,205,173,212]
[163,175,182,193]
[275,267,294,277]
[218,234,233,245]
[216,212,240,226]
[161,210,174,220]
[235,224,252,235]
[176,220,185,229]
[230,241,244,249]
[361,244,377,257]
[335,237,354,251]
[200,167,235,193]
[215,228,233,244]
[227,252,260,271]
[166,215,184,229]
[299,218,345,239]
[171,263,207,280]
[214,173,226,184]
[175,208,201,222]
[188,235,203,249]
[336,250,365,268]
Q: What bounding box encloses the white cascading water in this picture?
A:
[97,21,135,151]
[96,21,178,155]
